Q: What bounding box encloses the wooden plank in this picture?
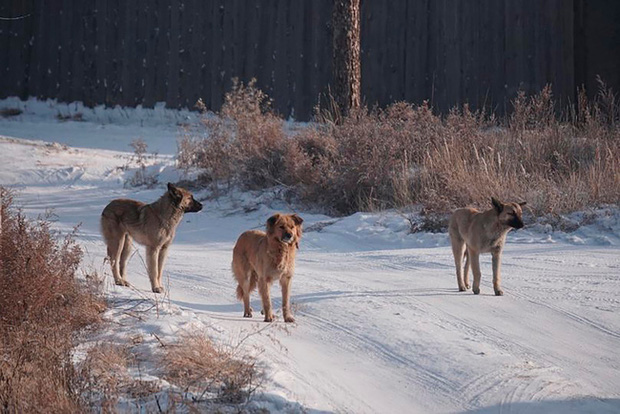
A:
[119,1,136,106]
[70,0,86,103]
[4,2,34,99]
[283,0,295,117]
[154,0,169,105]
[142,0,158,107]
[177,0,192,108]
[210,0,224,111]
[104,0,118,105]
[243,1,260,83]
[291,0,305,119]
[298,0,314,119]
[0,1,10,98]
[133,0,149,106]
[254,0,272,99]
[271,0,287,115]
[46,1,61,99]
[165,0,180,107]
[221,0,235,98]
[27,1,45,99]
[5,1,18,97]
[198,0,213,109]
[16,0,34,99]
[184,0,203,109]
[444,0,460,110]
[94,0,107,105]
[57,0,73,102]
[81,0,98,106]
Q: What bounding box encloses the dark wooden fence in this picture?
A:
[1,0,619,120]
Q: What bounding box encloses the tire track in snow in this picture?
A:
[298,308,460,401]
[508,288,620,340]
[459,363,574,410]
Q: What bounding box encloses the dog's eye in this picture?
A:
[279,225,285,229]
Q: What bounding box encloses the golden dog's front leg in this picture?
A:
[258,278,275,322]
[280,275,295,323]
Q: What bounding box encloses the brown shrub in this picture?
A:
[179,81,620,218]
[0,188,104,413]
[163,331,262,405]
[178,78,288,190]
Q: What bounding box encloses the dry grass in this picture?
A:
[163,331,262,406]
[179,80,620,220]
[178,78,288,191]
[0,187,105,412]
[75,341,163,412]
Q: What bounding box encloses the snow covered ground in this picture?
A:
[1,98,620,413]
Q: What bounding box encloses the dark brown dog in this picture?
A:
[101,183,202,293]
[232,213,303,322]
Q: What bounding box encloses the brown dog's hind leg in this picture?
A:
[118,234,132,285]
[463,250,471,289]
[451,238,467,291]
[107,235,128,286]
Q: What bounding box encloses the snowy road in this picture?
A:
[1,103,619,413]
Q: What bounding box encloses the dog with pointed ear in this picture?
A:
[232,213,304,322]
[101,182,202,293]
[448,197,526,296]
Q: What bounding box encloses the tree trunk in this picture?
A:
[332,0,361,120]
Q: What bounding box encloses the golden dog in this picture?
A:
[449,197,526,296]
[232,213,303,322]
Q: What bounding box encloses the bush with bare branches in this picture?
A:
[179,81,620,219]
[0,188,104,412]
[163,331,262,407]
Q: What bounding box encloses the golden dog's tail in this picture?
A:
[236,284,244,301]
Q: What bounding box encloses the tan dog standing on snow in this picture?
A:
[101,183,202,293]
[449,197,526,296]
[232,213,303,322]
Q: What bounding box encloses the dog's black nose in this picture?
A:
[283,232,292,241]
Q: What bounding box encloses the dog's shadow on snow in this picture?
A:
[172,287,495,319]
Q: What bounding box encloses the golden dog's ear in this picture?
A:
[266,214,281,231]
[291,214,303,226]
[491,197,503,214]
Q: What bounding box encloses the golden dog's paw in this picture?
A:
[115,279,130,287]
[152,286,164,294]
[473,287,480,295]
[284,315,295,323]
[494,289,504,296]
[243,311,253,318]
[263,313,275,322]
